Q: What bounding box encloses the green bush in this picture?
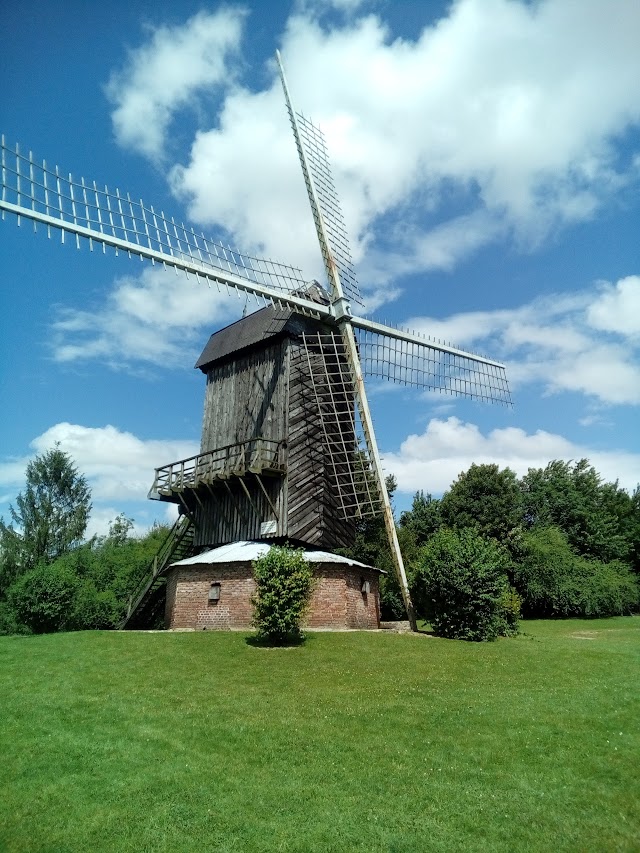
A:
[8,562,79,634]
[412,527,513,641]
[252,546,314,644]
[499,586,522,636]
[0,601,29,636]
[512,527,640,618]
[72,581,119,630]
[580,560,640,616]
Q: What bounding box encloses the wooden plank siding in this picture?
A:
[187,475,284,549]
[174,311,357,551]
[200,341,287,453]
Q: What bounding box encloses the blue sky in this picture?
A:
[1,0,639,536]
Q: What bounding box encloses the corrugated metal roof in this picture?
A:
[170,540,384,571]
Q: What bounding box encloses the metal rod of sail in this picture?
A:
[276,50,417,630]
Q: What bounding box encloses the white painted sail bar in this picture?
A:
[352,315,506,369]
[0,135,328,311]
[0,196,330,317]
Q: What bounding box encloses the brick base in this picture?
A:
[165,560,381,630]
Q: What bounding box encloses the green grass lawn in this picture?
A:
[1,619,639,853]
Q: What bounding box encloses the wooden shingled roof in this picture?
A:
[195,290,331,372]
[195,307,297,371]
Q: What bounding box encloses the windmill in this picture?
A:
[0,52,511,631]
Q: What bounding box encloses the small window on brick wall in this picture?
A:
[208,582,221,603]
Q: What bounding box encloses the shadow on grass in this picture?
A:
[245,632,317,649]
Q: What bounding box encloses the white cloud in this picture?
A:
[383,416,640,496]
[107,8,246,161]
[52,265,238,368]
[404,276,640,405]
[586,276,640,337]
[0,424,196,503]
[155,0,640,299]
[27,423,198,502]
[0,423,198,536]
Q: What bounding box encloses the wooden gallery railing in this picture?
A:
[148,438,287,499]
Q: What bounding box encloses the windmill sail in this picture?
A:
[276,51,420,627]
[292,113,363,307]
[0,136,326,320]
[354,320,511,403]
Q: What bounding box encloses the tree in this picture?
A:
[520,459,631,563]
[399,491,442,546]
[0,446,91,586]
[336,474,411,619]
[440,463,521,543]
[511,526,639,618]
[629,486,640,574]
[252,546,314,644]
[106,513,134,546]
[412,527,514,641]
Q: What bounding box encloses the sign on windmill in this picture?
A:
[0,53,511,632]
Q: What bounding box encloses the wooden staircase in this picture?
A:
[120,514,195,629]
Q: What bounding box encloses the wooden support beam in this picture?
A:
[252,472,279,519]
[205,482,237,539]
[177,493,198,527]
[237,476,264,521]
[223,479,252,529]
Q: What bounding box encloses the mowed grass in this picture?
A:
[1,619,639,853]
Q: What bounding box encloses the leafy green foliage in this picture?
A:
[440,463,522,541]
[337,475,412,620]
[0,522,23,598]
[1,519,170,634]
[629,485,640,574]
[499,586,522,636]
[512,526,640,618]
[520,459,633,563]
[397,459,639,624]
[399,491,442,546]
[0,601,28,636]
[413,527,513,641]
[252,546,314,644]
[8,561,80,633]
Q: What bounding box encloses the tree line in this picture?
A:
[348,460,640,636]
[1,447,638,638]
[0,447,168,634]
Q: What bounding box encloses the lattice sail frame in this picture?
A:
[302,331,383,520]
[0,132,512,405]
[293,114,363,306]
[0,136,308,300]
[355,325,511,403]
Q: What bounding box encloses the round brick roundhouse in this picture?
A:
[164,541,384,631]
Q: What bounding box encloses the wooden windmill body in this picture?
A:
[148,300,358,552]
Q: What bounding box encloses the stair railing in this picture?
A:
[121,514,194,627]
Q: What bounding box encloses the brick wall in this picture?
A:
[345,568,381,629]
[165,560,381,630]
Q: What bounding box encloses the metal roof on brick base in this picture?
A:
[170,540,385,572]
